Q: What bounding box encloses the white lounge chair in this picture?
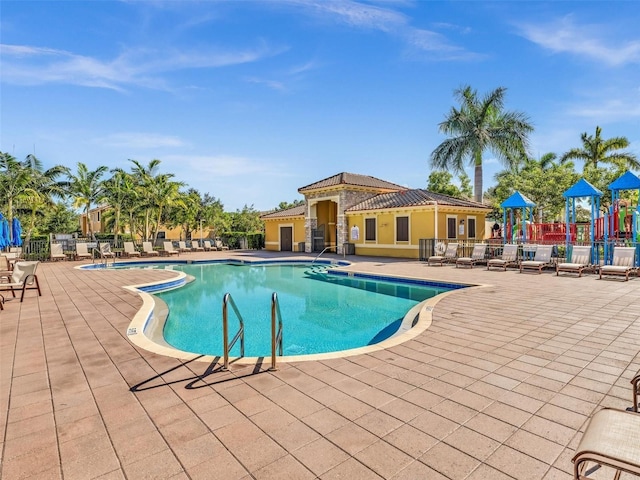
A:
[520,245,554,274]
[99,243,116,259]
[203,240,215,251]
[556,245,594,277]
[215,239,229,251]
[0,261,41,302]
[428,242,458,266]
[142,242,159,257]
[178,241,192,253]
[599,246,637,281]
[456,244,487,268]
[50,243,66,261]
[487,244,519,271]
[191,240,204,252]
[123,242,140,258]
[163,241,179,256]
[75,243,92,261]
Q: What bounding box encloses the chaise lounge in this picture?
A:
[142,242,159,257]
[520,245,554,274]
[428,242,458,266]
[75,242,93,261]
[456,243,487,268]
[599,246,637,281]
[556,245,595,277]
[123,242,141,258]
[487,244,519,271]
[50,243,66,261]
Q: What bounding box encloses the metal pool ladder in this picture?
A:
[221,292,284,371]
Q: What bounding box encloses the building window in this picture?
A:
[365,218,376,241]
[396,216,409,242]
[467,217,476,238]
[447,217,457,239]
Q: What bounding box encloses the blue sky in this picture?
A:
[1,0,639,211]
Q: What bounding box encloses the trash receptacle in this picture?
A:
[343,243,355,255]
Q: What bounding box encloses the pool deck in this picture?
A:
[1,251,639,480]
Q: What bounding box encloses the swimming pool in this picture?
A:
[133,261,464,357]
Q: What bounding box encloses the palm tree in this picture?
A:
[149,174,185,244]
[129,159,163,241]
[560,126,639,171]
[430,85,533,203]
[102,169,137,245]
[65,162,109,239]
[0,153,67,243]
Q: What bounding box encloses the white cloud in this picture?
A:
[516,16,640,66]
[0,42,285,91]
[95,132,187,149]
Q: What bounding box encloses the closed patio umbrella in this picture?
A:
[11,217,23,247]
[0,213,9,250]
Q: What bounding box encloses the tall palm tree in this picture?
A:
[149,174,185,244]
[65,162,109,239]
[102,169,137,245]
[430,85,533,203]
[129,159,163,240]
[560,126,639,171]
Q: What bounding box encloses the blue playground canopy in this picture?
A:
[562,178,602,263]
[501,191,535,244]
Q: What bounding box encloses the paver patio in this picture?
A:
[1,251,638,479]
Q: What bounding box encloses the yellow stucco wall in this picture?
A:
[263,217,306,251]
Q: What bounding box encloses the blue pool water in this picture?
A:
[151,262,458,357]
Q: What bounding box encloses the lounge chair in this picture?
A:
[428,242,458,266]
[0,255,12,279]
[191,240,204,252]
[456,244,487,268]
[178,241,192,253]
[0,261,41,302]
[556,245,594,277]
[203,240,215,251]
[519,245,554,274]
[487,244,519,271]
[163,241,179,256]
[75,242,92,261]
[631,370,640,413]
[215,239,229,251]
[142,241,159,257]
[599,246,637,281]
[50,243,66,261]
[123,242,141,258]
[572,408,640,479]
[99,243,116,259]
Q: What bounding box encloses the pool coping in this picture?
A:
[120,258,484,364]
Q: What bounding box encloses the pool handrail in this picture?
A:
[222,293,245,370]
[312,245,342,264]
[270,292,284,371]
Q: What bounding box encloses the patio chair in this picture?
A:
[191,240,205,252]
[572,408,640,480]
[178,241,192,253]
[215,239,229,251]
[487,244,519,271]
[0,261,41,302]
[142,241,159,257]
[203,240,215,251]
[427,242,458,266]
[456,244,487,268]
[123,242,141,258]
[75,243,92,261]
[556,245,594,277]
[631,370,640,413]
[520,245,554,274]
[0,255,12,279]
[599,246,637,281]
[163,241,179,256]
[50,243,66,261]
[99,243,116,259]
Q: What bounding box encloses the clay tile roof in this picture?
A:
[346,189,490,211]
[298,172,407,193]
[260,204,306,219]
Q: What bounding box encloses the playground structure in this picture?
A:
[500,170,640,267]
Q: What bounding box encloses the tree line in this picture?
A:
[0,156,264,245]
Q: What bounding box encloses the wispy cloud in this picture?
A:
[163,154,289,177]
[94,132,187,149]
[244,77,287,91]
[0,42,285,91]
[516,15,640,66]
